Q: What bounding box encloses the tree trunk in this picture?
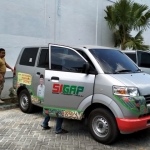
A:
[121,43,125,50]
[121,26,126,50]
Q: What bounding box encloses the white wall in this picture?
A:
[0,0,115,69]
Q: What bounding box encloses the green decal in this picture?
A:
[114,95,148,115]
[76,86,84,95]
[43,106,83,120]
[69,86,77,94]
[63,85,70,94]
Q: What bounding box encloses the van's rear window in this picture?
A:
[20,48,39,66]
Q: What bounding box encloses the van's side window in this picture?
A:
[51,46,86,73]
[20,48,39,66]
[38,49,49,68]
[137,51,150,68]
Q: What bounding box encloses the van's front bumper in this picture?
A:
[116,116,150,133]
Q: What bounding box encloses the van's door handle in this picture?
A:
[51,76,59,80]
[36,72,40,75]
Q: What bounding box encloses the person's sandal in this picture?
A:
[56,129,68,134]
[41,125,51,130]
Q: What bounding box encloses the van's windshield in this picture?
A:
[89,49,140,74]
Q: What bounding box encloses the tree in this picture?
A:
[104,0,150,50]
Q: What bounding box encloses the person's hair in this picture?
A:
[0,48,5,52]
[40,74,44,79]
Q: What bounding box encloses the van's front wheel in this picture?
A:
[18,89,34,113]
[88,108,119,144]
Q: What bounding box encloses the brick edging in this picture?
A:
[0,103,19,110]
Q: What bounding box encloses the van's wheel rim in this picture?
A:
[20,94,29,110]
[92,116,109,138]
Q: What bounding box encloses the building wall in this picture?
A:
[0,0,150,98]
[0,0,115,69]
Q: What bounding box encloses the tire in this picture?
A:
[88,108,119,144]
[18,89,34,113]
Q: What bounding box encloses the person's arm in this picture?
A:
[5,62,14,72]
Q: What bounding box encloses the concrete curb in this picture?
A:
[0,103,19,110]
[0,97,19,110]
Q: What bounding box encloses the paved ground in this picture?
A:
[0,108,150,150]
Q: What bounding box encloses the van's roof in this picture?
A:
[21,45,150,53]
[121,50,136,53]
[121,50,150,53]
[71,45,118,50]
[22,44,119,50]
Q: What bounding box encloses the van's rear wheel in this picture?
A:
[88,108,119,144]
[18,89,34,113]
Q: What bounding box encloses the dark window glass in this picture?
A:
[125,53,136,63]
[38,49,49,68]
[89,49,139,74]
[51,46,86,73]
[137,51,150,68]
[20,48,39,66]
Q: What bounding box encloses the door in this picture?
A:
[136,50,150,74]
[32,48,49,106]
[43,44,95,119]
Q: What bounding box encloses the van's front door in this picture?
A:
[43,44,95,120]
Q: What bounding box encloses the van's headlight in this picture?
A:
[113,86,139,97]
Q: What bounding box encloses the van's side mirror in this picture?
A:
[82,62,90,74]
[82,62,98,75]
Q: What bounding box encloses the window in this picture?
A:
[20,48,39,66]
[51,46,86,73]
[89,49,138,74]
[137,51,150,68]
[125,53,136,63]
[38,49,49,68]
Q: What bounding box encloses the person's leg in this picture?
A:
[0,80,4,103]
[55,118,63,132]
[55,118,68,134]
[41,114,51,129]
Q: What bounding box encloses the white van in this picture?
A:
[122,50,150,74]
[13,44,150,144]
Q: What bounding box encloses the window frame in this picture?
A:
[75,48,96,70]
[49,44,88,73]
[37,48,49,69]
